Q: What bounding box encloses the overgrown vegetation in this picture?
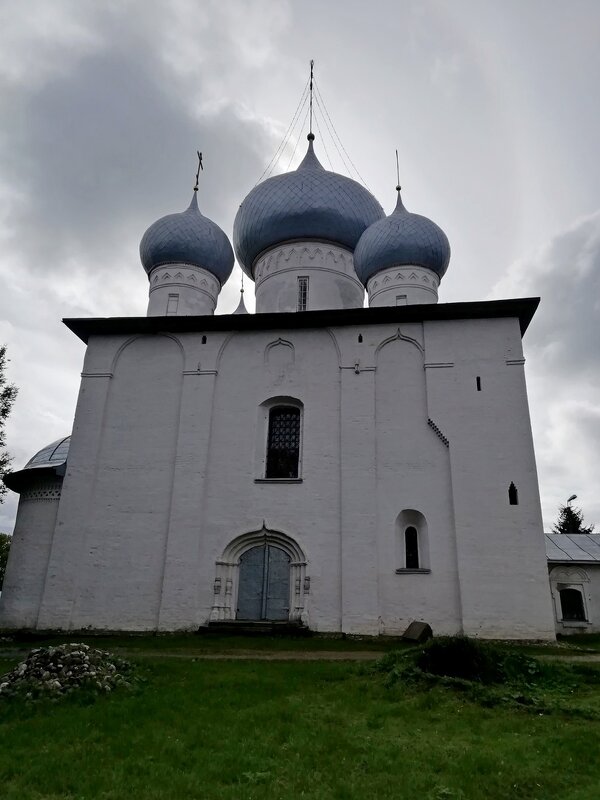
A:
[375,635,600,718]
[0,532,11,590]
[0,345,17,503]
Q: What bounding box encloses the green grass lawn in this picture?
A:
[0,631,403,657]
[0,643,600,799]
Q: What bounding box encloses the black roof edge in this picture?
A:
[63,297,540,344]
[3,464,65,494]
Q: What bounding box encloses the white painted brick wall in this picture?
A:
[1,312,556,639]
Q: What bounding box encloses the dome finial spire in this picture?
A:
[233,270,249,314]
[395,149,401,193]
[308,59,315,139]
[193,150,203,193]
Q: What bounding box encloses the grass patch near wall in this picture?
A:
[0,643,599,799]
[0,631,403,656]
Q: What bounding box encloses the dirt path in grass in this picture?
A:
[114,649,384,661]
[538,653,600,663]
[116,650,600,663]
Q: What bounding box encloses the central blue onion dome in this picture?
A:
[140,193,234,286]
[233,137,385,277]
[354,191,451,285]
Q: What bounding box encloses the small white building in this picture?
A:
[0,135,556,639]
[546,533,600,635]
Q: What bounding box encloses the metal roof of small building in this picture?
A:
[545,533,600,562]
[24,436,71,469]
[4,435,71,493]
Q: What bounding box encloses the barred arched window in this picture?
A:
[266,406,301,479]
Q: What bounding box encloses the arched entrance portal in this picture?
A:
[210,527,309,623]
[237,544,290,620]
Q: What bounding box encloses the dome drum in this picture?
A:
[367,265,439,307]
[147,263,221,317]
[253,241,365,313]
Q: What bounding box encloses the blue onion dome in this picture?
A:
[140,192,234,286]
[233,136,385,278]
[354,190,451,285]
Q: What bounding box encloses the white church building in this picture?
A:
[0,132,556,639]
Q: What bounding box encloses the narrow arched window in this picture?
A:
[266,406,301,478]
[405,526,419,569]
[508,482,519,505]
[559,588,586,621]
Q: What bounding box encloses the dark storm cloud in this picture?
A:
[0,49,266,272]
[524,216,600,377]
[492,211,600,528]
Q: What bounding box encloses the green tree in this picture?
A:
[0,533,10,590]
[0,344,18,504]
[553,504,595,535]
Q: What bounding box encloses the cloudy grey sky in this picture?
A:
[0,0,598,531]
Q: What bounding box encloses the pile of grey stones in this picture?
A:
[0,642,133,699]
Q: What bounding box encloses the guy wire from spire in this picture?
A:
[313,78,370,190]
[313,111,334,170]
[194,150,203,192]
[285,102,310,171]
[313,92,366,186]
[254,79,310,185]
[395,149,401,191]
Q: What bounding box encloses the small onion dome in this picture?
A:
[233,137,385,278]
[232,289,249,315]
[3,435,70,493]
[354,191,451,285]
[140,193,234,286]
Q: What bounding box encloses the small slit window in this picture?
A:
[405,526,419,569]
[508,482,519,505]
[358,334,363,343]
[266,406,301,479]
[559,588,586,621]
[166,293,179,315]
[297,277,309,312]
[476,376,482,391]
[201,335,207,344]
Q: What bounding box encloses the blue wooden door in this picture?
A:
[237,545,291,621]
